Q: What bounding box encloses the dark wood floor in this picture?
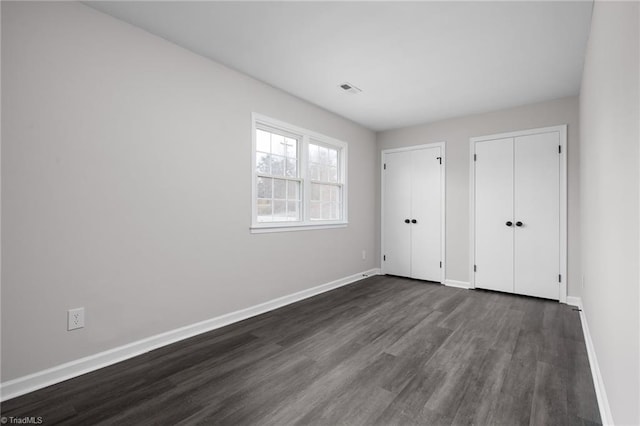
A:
[2,276,601,425]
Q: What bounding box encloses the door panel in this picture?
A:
[474,138,514,293]
[514,132,560,300]
[383,151,412,277]
[411,147,442,281]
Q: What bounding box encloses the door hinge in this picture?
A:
[439,261,442,268]
[559,274,562,283]
[383,163,386,170]
[436,156,442,165]
[474,264,477,272]
[558,145,562,154]
[474,154,477,161]
[383,255,386,261]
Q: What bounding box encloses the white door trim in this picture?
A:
[381,142,446,284]
[469,126,567,303]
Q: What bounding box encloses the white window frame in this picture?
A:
[251,113,348,233]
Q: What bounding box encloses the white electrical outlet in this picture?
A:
[68,307,85,331]
[362,250,366,260]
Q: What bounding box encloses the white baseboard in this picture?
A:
[444,279,472,289]
[566,296,581,307]
[0,268,381,402]
[570,296,614,425]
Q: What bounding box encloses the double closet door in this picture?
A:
[382,144,444,282]
[472,126,566,301]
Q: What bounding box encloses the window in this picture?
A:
[252,114,347,232]
[308,142,341,221]
[255,127,301,223]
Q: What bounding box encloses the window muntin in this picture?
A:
[252,114,347,231]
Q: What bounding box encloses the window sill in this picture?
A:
[250,222,348,234]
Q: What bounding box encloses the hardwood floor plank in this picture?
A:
[388,368,448,415]
[373,400,423,426]
[385,310,446,355]
[294,378,394,425]
[258,360,367,425]
[450,348,512,425]
[488,333,539,425]
[195,355,321,425]
[491,307,524,354]
[421,332,491,423]
[530,361,569,426]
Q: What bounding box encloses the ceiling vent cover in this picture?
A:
[339,82,362,94]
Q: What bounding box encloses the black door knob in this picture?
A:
[506,221,513,227]
[411,219,417,224]
[516,221,523,227]
[404,219,410,224]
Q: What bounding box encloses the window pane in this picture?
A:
[329,166,338,183]
[287,180,300,200]
[273,179,286,199]
[286,158,297,177]
[256,128,299,179]
[287,201,300,220]
[257,199,272,222]
[309,144,319,164]
[271,133,285,156]
[256,129,271,153]
[331,203,339,220]
[273,200,287,221]
[319,165,328,182]
[321,202,331,220]
[310,184,341,220]
[308,143,340,185]
[321,184,331,201]
[257,177,272,198]
[271,155,285,177]
[329,149,338,166]
[319,146,329,165]
[285,138,297,158]
[256,153,270,174]
[311,183,321,201]
[309,164,319,181]
[310,201,321,220]
[312,183,336,202]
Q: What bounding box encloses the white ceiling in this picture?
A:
[86,1,593,132]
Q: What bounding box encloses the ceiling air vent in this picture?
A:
[339,82,362,94]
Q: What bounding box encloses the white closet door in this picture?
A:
[514,132,560,300]
[383,150,412,277]
[411,147,442,281]
[474,138,514,293]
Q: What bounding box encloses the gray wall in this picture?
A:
[579,1,639,424]
[1,2,377,381]
[377,97,581,296]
